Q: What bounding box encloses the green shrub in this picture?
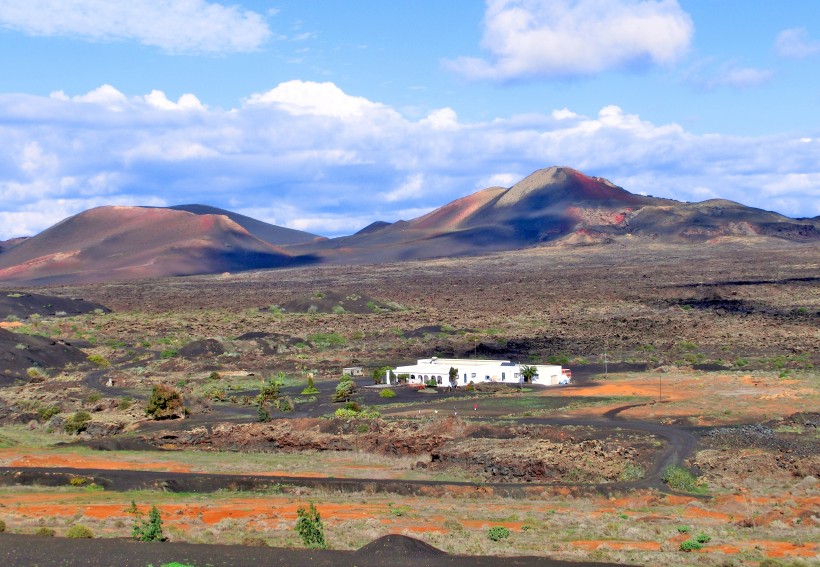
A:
[662,465,705,493]
[676,525,690,533]
[145,384,185,419]
[679,539,702,552]
[301,376,320,395]
[425,378,437,388]
[0,519,5,532]
[257,403,271,422]
[38,405,60,422]
[87,354,110,368]
[26,367,45,379]
[334,408,359,419]
[118,397,133,411]
[132,504,165,542]
[295,502,325,549]
[86,392,101,404]
[379,388,396,399]
[34,526,55,536]
[308,332,346,350]
[488,526,511,541]
[160,349,178,359]
[695,532,711,544]
[64,411,92,434]
[333,376,356,402]
[334,406,381,420]
[66,524,93,538]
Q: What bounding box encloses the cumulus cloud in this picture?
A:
[775,27,820,58]
[0,0,271,54]
[0,80,818,240]
[445,0,694,80]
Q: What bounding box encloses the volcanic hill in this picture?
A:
[0,206,315,285]
[0,166,817,285]
[292,166,819,262]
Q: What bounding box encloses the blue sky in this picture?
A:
[0,0,818,239]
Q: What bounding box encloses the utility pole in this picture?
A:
[659,373,662,403]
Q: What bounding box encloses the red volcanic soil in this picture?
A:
[0,206,311,285]
[408,187,506,231]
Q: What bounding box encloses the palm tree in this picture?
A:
[520,365,538,384]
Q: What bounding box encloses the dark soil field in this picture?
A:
[0,239,817,566]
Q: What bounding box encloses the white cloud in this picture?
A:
[775,27,820,58]
[445,0,693,80]
[0,0,271,54]
[384,174,426,203]
[245,81,394,119]
[683,60,773,91]
[0,81,819,240]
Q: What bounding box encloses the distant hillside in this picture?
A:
[0,167,816,285]
[0,206,315,285]
[0,237,28,254]
[168,204,320,245]
[293,166,819,262]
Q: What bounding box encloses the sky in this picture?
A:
[0,0,818,240]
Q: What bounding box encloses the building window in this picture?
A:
[471,373,476,378]
[463,373,467,384]
[437,376,442,385]
[501,372,506,380]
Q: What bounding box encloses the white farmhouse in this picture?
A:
[390,357,571,387]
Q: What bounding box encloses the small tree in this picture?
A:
[333,374,356,402]
[295,502,325,549]
[448,367,458,388]
[145,384,185,420]
[373,367,386,385]
[132,503,166,542]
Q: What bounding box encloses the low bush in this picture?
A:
[0,519,5,532]
[676,525,690,533]
[64,411,92,434]
[487,526,511,541]
[379,388,396,399]
[145,384,185,419]
[87,354,110,368]
[301,376,320,395]
[662,465,705,493]
[695,532,711,544]
[66,524,93,538]
[37,405,60,422]
[679,539,702,552]
[34,527,55,537]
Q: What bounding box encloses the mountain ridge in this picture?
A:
[0,166,817,285]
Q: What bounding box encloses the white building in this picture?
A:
[391,357,571,387]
